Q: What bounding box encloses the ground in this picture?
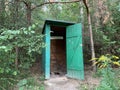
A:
[31,62,100,90]
[44,65,100,90]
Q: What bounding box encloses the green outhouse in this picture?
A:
[42,20,84,80]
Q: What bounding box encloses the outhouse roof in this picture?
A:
[42,19,75,33]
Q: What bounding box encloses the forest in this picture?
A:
[0,0,120,90]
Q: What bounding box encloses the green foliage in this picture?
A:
[92,54,120,68]
[93,54,120,90]
[0,24,45,89]
[17,77,45,90]
[0,49,19,89]
[96,68,118,90]
[0,23,45,68]
[92,0,120,57]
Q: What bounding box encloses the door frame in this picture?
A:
[43,23,84,80]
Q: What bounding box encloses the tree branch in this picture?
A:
[21,0,29,7]
[83,0,89,15]
[31,0,81,10]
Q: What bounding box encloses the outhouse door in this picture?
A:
[66,23,84,80]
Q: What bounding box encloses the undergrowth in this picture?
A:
[17,75,45,90]
[93,54,120,90]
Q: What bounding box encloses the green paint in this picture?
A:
[42,20,74,34]
[42,20,84,80]
[44,24,50,79]
[66,23,84,80]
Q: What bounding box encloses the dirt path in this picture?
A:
[44,76,80,90]
[44,69,100,90]
[31,62,100,90]
[44,73,100,90]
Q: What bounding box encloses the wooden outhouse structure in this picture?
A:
[42,20,84,80]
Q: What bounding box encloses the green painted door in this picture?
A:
[66,23,84,80]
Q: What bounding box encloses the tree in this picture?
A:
[0,0,5,28]
[83,0,96,71]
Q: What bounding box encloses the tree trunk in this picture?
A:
[13,0,19,69]
[83,0,96,71]
[88,12,96,71]
[0,0,5,27]
[26,2,32,26]
[15,46,18,69]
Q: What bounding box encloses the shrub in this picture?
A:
[92,54,120,90]
[0,24,45,90]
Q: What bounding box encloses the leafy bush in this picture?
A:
[17,77,45,90]
[92,54,120,90]
[0,24,45,89]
